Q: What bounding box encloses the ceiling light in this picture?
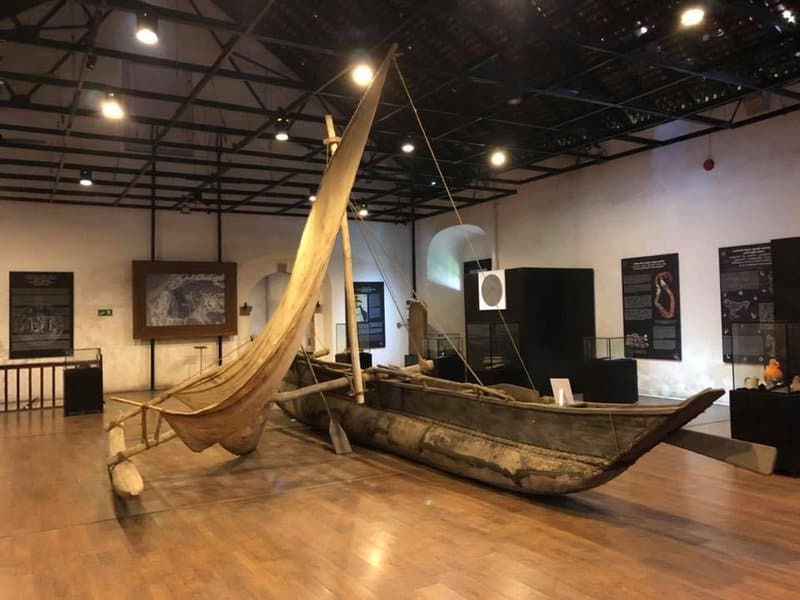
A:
[308,187,317,202]
[489,149,507,167]
[357,204,369,217]
[636,25,649,37]
[783,10,796,24]
[430,179,437,186]
[401,140,415,153]
[86,54,97,70]
[352,63,374,87]
[100,92,125,119]
[79,167,92,186]
[180,201,191,214]
[680,7,705,27]
[136,11,159,45]
[274,116,289,141]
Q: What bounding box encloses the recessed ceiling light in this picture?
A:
[489,149,507,167]
[135,11,158,45]
[79,167,93,186]
[352,63,374,87]
[401,140,415,153]
[274,116,289,141]
[100,92,124,119]
[680,7,705,27]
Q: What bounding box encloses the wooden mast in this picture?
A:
[325,114,365,404]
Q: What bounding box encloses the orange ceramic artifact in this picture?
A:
[764,359,783,383]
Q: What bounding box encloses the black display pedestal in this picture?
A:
[63,366,104,416]
[730,388,800,475]
[583,359,638,403]
[335,351,373,369]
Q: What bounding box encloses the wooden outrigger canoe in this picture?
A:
[280,357,725,495]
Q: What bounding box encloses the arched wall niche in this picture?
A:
[237,256,333,356]
[423,223,491,336]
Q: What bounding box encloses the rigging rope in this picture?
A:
[347,200,484,385]
[391,57,536,390]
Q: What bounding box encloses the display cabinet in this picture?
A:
[730,321,800,391]
[582,337,638,404]
[729,322,800,474]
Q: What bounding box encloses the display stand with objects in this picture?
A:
[63,348,104,416]
[465,267,595,394]
[582,337,638,404]
[728,321,800,474]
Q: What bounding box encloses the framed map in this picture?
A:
[132,261,237,340]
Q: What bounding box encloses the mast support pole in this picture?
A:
[325,114,365,404]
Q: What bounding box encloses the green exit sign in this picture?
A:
[97,308,113,317]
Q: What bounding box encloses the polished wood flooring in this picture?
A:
[1,398,798,599]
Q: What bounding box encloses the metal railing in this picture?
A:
[0,357,98,412]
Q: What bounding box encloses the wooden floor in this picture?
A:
[1,400,799,599]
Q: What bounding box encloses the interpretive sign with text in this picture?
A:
[621,253,681,361]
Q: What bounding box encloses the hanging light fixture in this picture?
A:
[489,149,507,167]
[351,63,374,87]
[136,11,159,45]
[308,186,317,202]
[401,139,415,153]
[358,204,369,217]
[100,92,125,119]
[79,167,93,186]
[680,7,705,27]
[274,114,290,141]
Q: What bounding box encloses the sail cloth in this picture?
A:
[151,47,396,454]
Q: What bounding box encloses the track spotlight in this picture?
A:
[489,149,507,167]
[86,54,97,70]
[274,115,290,141]
[351,63,374,87]
[357,204,369,217]
[680,7,705,27]
[79,167,93,186]
[136,11,159,45]
[401,140,415,153]
[100,92,125,120]
[308,187,317,202]
[180,200,191,214]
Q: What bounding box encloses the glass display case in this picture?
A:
[730,321,800,391]
[583,337,625,361]
[63,347,104,416]
[422,333,462,359]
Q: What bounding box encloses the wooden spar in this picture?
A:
[325,113,365,405]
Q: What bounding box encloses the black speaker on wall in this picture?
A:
[772,236,800,321]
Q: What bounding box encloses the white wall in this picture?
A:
[0,202,411,393]
[416,110,800,400]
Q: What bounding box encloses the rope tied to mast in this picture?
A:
[391,56,537,391]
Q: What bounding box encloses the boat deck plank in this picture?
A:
[0,397,798,599]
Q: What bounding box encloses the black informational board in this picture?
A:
[621,253,681,361]
[9,271,74,359]
[353,281,385,349]
[772,236,800,321]
[719,243,773,363]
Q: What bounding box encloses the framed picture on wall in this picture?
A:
[9,271,74,359]
[132,261,238,340]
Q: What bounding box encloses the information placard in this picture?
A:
[719,243,773,363]
[353,282,385,349]
[621,253,681,360]
[10,271,74,359]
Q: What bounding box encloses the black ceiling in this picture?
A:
[1,0,799,222]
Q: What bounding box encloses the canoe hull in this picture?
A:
[282,361,722,494]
